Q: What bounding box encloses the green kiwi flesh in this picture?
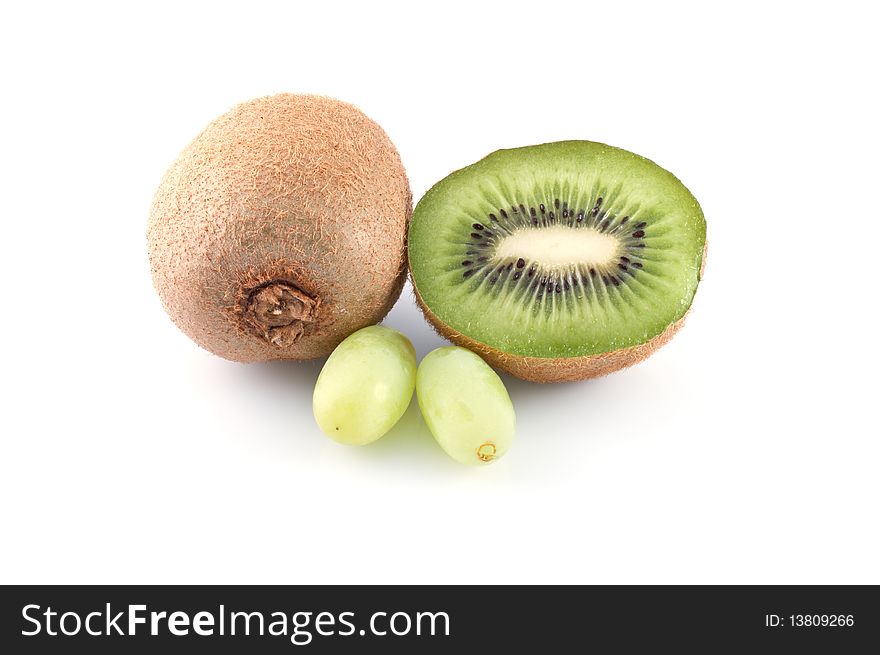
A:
[408,141,706,380]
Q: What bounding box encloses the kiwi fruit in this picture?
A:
[148,94,411,362]
[408,141,706,383]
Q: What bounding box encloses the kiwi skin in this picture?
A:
[411,243,706,384]
[148,94,412,362]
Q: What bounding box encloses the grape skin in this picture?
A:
[312,326,416,445]
[416,347,515,465]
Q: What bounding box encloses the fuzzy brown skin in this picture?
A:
[411,243,706,383]
[148,94,412,362]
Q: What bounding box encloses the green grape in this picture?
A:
[416,346,515,465]
[313,326,416,445]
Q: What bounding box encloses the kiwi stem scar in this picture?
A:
[244,282,319,348]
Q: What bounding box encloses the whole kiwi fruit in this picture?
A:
[148,94,411,362]
[408,141,706,383]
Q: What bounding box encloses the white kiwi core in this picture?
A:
[494,225,619,269]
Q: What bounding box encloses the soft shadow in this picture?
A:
[236,357,325,392]
[342,397,463,472]
[497,364,651,451]
[206,358,325,450]
[500,369,599,404]
[381,282,448,359]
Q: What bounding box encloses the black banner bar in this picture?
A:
[1,585,876,653]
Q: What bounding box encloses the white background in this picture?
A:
[1,1,877,584]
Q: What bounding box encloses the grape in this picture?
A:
[312,326,416,445]
[416,346,515,465]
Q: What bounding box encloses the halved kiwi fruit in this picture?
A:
[408,141,706,383]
